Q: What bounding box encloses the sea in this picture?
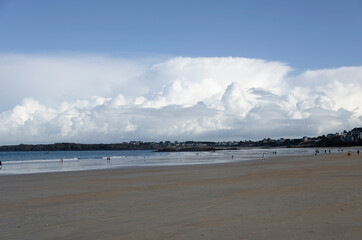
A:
[0,147,357,175]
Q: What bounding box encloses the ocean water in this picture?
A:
[0,147,352,175]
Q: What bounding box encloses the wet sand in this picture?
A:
[1,153,362,240]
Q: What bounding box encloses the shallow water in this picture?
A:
[0,147,357,175]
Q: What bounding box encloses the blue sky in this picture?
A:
[0,1,361,144]
[1,0,361,70]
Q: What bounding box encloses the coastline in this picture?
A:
[0,147,323,175]
[1,153,361,239]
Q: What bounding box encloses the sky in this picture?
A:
[0,0,361,144]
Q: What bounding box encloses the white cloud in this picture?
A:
[0,54,361,144]
[0,54,145,111]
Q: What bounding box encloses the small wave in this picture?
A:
[102,156,125,159]
[4,158,79,164]
[62,158,79,161]
[78,157,102,160]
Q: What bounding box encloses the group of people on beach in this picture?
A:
[315,149,331,155]
[314,149,360,156]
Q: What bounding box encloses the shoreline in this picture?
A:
[1,153,361,239]
[1,147,360,176]
[0,155,266,177]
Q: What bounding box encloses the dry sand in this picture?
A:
[0,153,362,240]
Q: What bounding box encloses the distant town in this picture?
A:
[0,127,361,152]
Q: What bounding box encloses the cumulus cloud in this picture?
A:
[0,54,145,110]
[0,54,361,144]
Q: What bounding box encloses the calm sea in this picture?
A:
[0,147,350,175]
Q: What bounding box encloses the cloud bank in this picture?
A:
[0,54,361,144]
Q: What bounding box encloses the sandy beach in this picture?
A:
[1,152,361,240]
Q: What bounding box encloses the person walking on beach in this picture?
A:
[358,150,360,156]
[0,160,2,169]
